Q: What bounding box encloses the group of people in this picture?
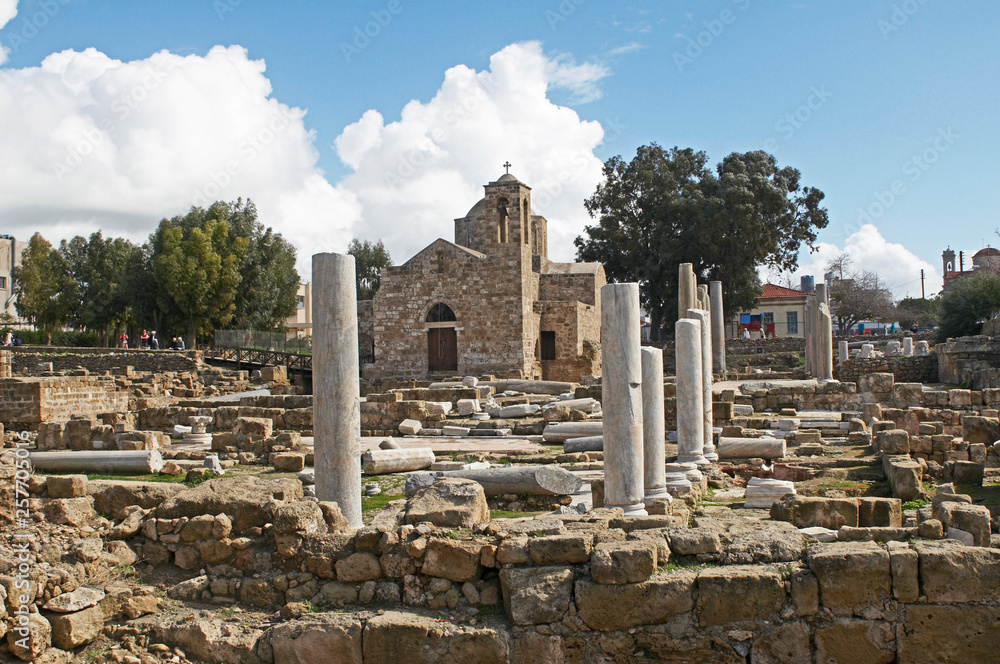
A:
[2,330,20,346]
[117,330,186,350]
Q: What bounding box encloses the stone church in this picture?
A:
[365,169,605,381]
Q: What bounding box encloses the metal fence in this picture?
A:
[213,329,312,354]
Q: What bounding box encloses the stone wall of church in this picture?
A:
[372,243,532,379]
[539,272,600,306]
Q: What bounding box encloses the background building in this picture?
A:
[738,283,808,338]
[0,235,28,322]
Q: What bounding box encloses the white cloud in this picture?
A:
[0,40,608,277]
[774,224,940,300]
[0,0,18,64]
[0,45,358,275]
[333,40,607,263]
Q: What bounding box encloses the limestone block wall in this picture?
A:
[0,349,9,378]
[837,355,939,384]
[938,335,1000,388]
[357,300,374,365]
[0,376,128,426]
[10,349,201,375]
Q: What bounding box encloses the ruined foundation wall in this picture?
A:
[0,375,129,425]
[837,354,939,384]
[938,335,1000,388]
[10,348,201,375]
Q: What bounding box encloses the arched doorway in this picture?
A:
[426,303,458,372]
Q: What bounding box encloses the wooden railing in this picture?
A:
[200,346,312,372]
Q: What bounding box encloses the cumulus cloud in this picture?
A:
[774,224,940,300]
[333,41,608,263]
[0,45,358,274]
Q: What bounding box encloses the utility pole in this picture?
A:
[920,269,925,299]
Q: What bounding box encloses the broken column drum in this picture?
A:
[641,347,668,505]
[675,317,708,466]
[601,282,647,516]
[710,281,726,374]
[839,340,849,365]
[687,308,716,462]
[678,263,697,324]
[312,252,363,529]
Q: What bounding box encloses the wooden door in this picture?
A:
[427,327,457,372]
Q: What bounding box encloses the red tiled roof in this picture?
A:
[974,247,1000,258]
[943,271,964,279]
[761,283,808,299]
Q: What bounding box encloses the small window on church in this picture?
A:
[523,200,530,244]
[540,331,556,361]
[426,303,457,323]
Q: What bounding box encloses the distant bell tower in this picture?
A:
[942,247,956,273]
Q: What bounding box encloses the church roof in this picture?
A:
[400,238,485,268]
[461,197,486,220]
[545,262,602,275]
[497,173,519,182]
[761,283,808,299]
[974,247,1000,258]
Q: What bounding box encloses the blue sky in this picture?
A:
[1,0,996,297]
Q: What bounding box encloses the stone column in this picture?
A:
[678,263,696,323]
[675,317,708,466]
[688,308,717,462]
[641,347,668,505]
[312,253,363,529]
[902,337,914,357]
[817,301,834,380]
[805,294,817,375]
[839,340,849,365]
[697,284,709,312]
[710,281,726,374]
[601,283,647,516]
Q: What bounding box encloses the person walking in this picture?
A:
[120,331,129,349]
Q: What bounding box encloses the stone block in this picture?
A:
[696,566,785,626]
[404,478,489,528]
[590,540,657,585]
[272,453,306,473]
[751,622,811,664]
[422,539,482,583]
[49,605,103,649]
[858,498,902,528]
[46,475,88,498]
[889,546,919,603]
[807,542,891,616]
[814,619,895,664]
[898,605,1000,664]
[936,502,991,546]
[770,494,859,530]
[233,417,272,439]
[528,533,593,564]
[668,527,722,555]
[790,568,819,617]
[574,574,696,631]
[499,567,573,626]
[917,541,1000,603]
[877,429,910,455]
[883,455,924,501]
[335,553,381,583]
[397,419,422,435]
[268,614,363,664]
[952,460,985,486]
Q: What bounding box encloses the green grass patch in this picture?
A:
[490,509,542,519]
[901,497,932,510]
[85,473,187,484]
[361,475,406,520]
[657,560,717,575]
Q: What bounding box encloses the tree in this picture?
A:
[575,145,828,339]
[348,239,392,301]
[895,296,939,331]
[223,199,300,330]
[12,233,74,344]
[151,209,248,348]
[938,270,1000,340]
[825,254,894,332]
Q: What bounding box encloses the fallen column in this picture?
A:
[678,263,697,323]
[312,252,363,528]
[404,465,583,497]
[29,450,164,475]
[495,379,576,395]
[542,421,603,443]
[641,347,668,505]
[602,282,647,516]
[563,436,603,453]
[361,448,436,475]
[675,317,708,466]
[710,280,726,374]
[716,437,786,460]
[545,398,601,413]
[688,308,717,462]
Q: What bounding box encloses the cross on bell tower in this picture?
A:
[503,161,512,174]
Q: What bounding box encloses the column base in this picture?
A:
[676,454,709,466]
[643,486,669,506]
[702,451,719,462]
[606,501,648,516]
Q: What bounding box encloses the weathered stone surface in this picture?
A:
[752,621,811,664]
[814,619,895,664]
[335,553,381,584]
[404,478,489,528]
[877,429,910,454]
[43,587,104,613]
[89,480,185,520]
[898,605,1000,664]
[273,501,326,535]
[500,567,574,626]
[883,455,924,501]
[273,453,306,473]
[422,539,482,583]
[696,566,785,626]
[917,541,1000,603]
[361,610,507,663]
[157,614,264,664]
[154,476,302,531]
[858,498,902,528]
[46,475,87,498]
[267,614,363,664]
[952,460,985,486]
[962,415,1000,445]
[49,605,103,649]
[790,568,819,617]
[397,419,422,435]
[771,494,859,530]
[935,501,992,546]
[575,574,696,631]
[233,416,273,439]
[7,612,50,661]
[590,540,657,585]
[528,533,593,564]
[889,546,919,603]
[668,528,722,555]
[45,496,97,527]
[808,542,891,616]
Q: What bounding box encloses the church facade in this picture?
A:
[366,171,605,381]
